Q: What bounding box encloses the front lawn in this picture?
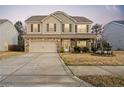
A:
[60,51,124,66]
[0,51,25,59]
[79,75,124,87]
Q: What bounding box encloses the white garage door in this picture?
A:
[29,41,57,52]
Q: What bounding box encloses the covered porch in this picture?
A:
[23,34,96,52]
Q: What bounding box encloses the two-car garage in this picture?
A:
[29,41,57,52]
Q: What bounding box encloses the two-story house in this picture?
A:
[24,11,96,52]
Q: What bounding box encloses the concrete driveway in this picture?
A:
[0,53,90,87]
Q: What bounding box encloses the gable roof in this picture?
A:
[0,19,8,24]
[25,15,47,22]
[113,21,124,26]
[41,14,62,23]
[71,16,93,23]
[25,11,93,23]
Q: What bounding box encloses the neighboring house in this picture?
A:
[24,11,96,52]
[102,21,124,50]
[0,19,18,51]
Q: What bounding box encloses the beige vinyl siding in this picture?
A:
[42,16,61,34]
[55,13,75,34]
[26,22,42,34]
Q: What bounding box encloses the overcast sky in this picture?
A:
[0,5,124,25]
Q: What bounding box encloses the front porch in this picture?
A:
[23,34,96,52]
[59,39,94,52]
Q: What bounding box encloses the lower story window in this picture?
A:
[77,40,86,47]
[62,40,70,51]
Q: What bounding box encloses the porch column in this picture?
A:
[60,39,62,48]
[88,39,92,52]
[58,39,63,52]
[24,38,29,52]
[70,39,77,52]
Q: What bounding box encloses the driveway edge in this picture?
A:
[58,53,93,87]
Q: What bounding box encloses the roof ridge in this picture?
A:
[26,13,93,23]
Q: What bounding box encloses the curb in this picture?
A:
[58,53,93,87]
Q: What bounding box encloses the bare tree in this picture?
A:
[91,24,103,51]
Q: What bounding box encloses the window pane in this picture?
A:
[49,23,54,31]
[77,24,86,33]
[77,41,86,47]
[64,24,69,31]
[33,24,38,32]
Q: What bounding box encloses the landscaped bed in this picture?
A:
[0,51,25,59]
[60,51,124,66]
[79,75,124,87]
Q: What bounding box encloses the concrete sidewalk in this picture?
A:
[69,66,124,76]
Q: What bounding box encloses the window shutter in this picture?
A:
[38,24,40,32]
[75,25,77,32]
[87,25,89,32]
[54,24,56,32]
[47,24,49,32]
[31,24,33,32]
[62,24,64,32]
[69,24,72,32]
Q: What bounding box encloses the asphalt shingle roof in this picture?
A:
[113,21,124,25]
[0,19,8,24]
[25,16,47,22]
[71,16,93,23]
[26,15,92,23]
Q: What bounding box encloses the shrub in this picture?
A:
[101,40,112,51]
[60,47,64,53]
[8,45,24,51]
[74,46,81,53]
[81,47,89,53]
[91,45,97,53]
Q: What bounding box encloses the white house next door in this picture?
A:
[29,41,57,52]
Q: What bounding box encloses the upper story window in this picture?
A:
[30,24,40,32]
[62,24,72,32]
[65,24,69,32]
[77,24,87,33]
[47,23,56,32]
[33,24,38,32]
[49,23,54,31]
